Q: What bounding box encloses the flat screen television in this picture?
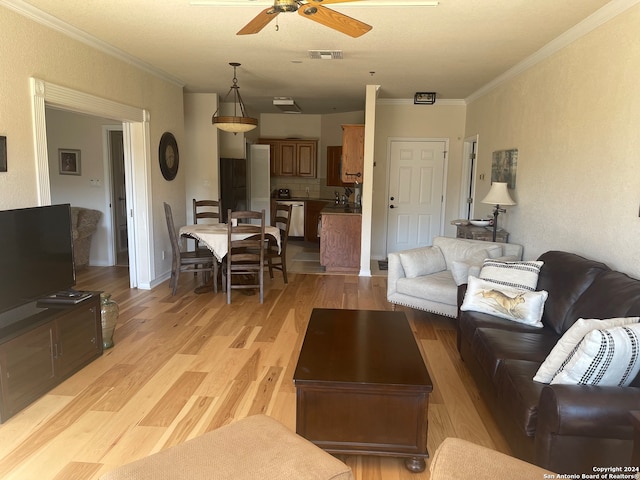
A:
[0,204,76,316]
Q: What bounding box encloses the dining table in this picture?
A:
[179,223,281,262]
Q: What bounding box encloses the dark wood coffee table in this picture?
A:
[293,308,432,472]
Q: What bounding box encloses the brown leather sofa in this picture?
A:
[457,250,640,474]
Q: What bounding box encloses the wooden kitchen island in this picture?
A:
[319,205,361,273]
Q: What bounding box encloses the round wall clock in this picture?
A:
[159,132,179,181]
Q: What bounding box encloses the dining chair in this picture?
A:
[226,209,265,304]
[193,199,221,224]
[265,203,292,284]
[164,202,217,295]
[192,198,222,285]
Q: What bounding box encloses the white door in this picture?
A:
[387,140,446,254]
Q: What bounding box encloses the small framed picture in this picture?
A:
[0,136,6,172]
[59,149,81,175]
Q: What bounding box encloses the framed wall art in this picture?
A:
[0,136,6,172]
[59,149,81,175]
[491,148,518,189]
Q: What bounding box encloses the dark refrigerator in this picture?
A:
[219,157,247,224]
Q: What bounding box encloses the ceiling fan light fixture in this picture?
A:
[212,62,258,134]
[273,0,298,12]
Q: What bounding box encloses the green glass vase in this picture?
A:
[100,293,119,349]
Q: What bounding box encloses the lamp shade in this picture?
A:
[212,115,258,133]
[481,182,516,206]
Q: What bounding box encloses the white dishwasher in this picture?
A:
[278,201,305,237]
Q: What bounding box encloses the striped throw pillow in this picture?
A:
[480,259,543,291]
[550,323,640,386]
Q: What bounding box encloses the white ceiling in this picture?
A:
[5,0,616,114]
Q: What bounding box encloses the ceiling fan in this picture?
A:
[191,0,439,38]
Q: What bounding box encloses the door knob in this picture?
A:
[390,205,395,209]
[390,196,395,201]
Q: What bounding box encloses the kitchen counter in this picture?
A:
[321,204,362,215]
[272,196,334,202]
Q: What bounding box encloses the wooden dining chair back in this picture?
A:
[266,203,292,284]
[192,198,221,250]
[226,209,265,304]
[193,199,221,224]
[192,199,223,285]
[164,202,216,295]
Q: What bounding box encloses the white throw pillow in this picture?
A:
[398,245,447,279]
[451,261,481,286]
[460,276,548,327]
[450,248,490,286]
[480,259,544,291]
[534,316,640,383]
[550,323,640,386]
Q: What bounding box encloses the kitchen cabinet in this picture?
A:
[340,124,365,183]
[0,294,102,422]
[320,211,361,273]
[304,200,329,243]
[258,138,317,178]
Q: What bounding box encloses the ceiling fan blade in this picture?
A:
[237,7,279,35]
[298,4,372,37]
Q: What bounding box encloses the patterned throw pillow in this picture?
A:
[534,316,640,383]
[550,323,640,386]
[480,259,543,291]
[460,276,548,327]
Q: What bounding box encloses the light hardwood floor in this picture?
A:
[0,266,509,479]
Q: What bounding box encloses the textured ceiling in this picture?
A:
[5,0,614,114]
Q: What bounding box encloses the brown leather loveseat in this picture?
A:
[457,250,640,474]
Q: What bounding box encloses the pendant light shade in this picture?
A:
[212,62,258,134]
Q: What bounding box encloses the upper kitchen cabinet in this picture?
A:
[340,124,364,184]
[258,138,317,178]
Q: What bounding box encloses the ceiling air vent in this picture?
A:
[273,97,302,114]
[308,50,343,60]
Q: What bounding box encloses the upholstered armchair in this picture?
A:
[430,438,554,480]
[70,206,102,270]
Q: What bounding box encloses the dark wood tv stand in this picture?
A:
[0,292,103,422]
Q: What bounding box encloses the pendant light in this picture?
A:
[212,62,258,134]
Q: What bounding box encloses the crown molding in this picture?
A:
[1,0,185,87]
[466,0,640,104]
[377,98,466,107]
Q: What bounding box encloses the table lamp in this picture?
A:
[481,182,516,242]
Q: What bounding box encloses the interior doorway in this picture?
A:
[31,77,152,289]
[109,129,129,266]
[460,135,479,220]
[386,139,447,254]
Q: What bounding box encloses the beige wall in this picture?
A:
[465,4,640,277]
[0,6,185,281]
[371,101,467,259]
[184,93,220,224]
